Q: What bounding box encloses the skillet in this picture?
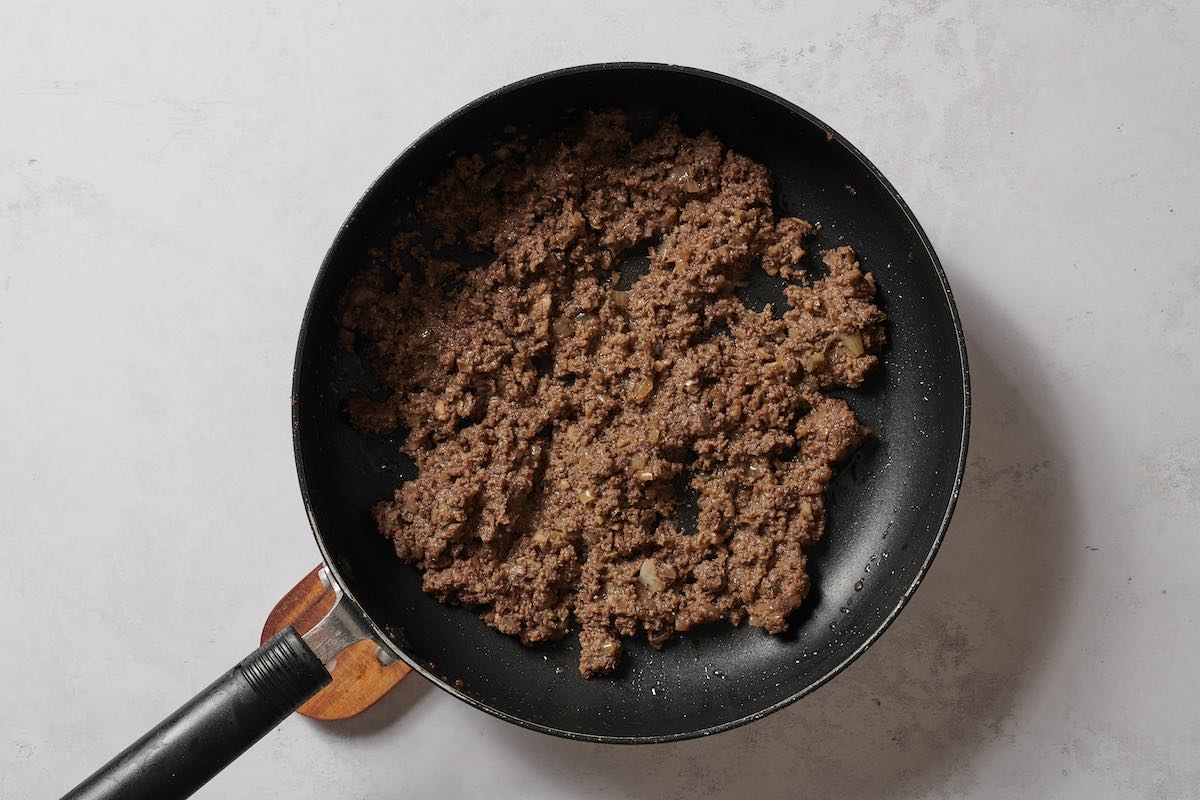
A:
[63,63,970,799]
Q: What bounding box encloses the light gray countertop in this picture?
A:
[3,2,1198,798]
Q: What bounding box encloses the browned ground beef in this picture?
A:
[339,111,885,677]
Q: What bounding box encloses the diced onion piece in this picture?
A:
[612,290,630,308]
[599,640,621,657]
[631,376,654,404]
[802,351,826,372]
[630,453,648,471]
[579,488,595,504]
[636,470,655,482]
[552,317,574,336]
[349,285,379,305]
[842,333,865,357]
[638,559,666,591]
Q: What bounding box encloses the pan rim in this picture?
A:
[291,61,971,745]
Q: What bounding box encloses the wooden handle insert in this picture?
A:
[260,565,411,720]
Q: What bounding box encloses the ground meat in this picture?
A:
[340,111,885,677]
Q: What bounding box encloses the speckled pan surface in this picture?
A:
[292,63,969,743]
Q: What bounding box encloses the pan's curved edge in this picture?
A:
[291,62,971,745]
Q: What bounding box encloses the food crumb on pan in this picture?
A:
[340,111,885,677]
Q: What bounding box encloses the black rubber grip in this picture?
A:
[60,627,331,800]
[241,629,327,710]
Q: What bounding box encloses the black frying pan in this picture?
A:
[63,64,969,800]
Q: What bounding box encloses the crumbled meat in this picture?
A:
[340,112,885,677]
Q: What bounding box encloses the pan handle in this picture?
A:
[60,627,331,800]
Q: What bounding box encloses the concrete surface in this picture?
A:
[2,1,1198,798]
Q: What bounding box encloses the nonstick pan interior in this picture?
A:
[292,64,969,742]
